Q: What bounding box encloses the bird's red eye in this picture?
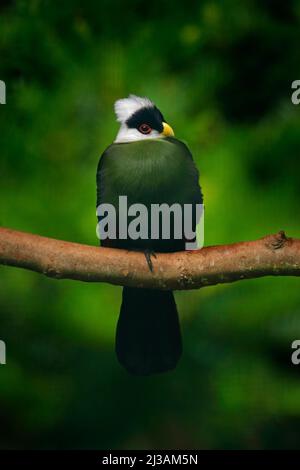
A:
[138,123,152,134]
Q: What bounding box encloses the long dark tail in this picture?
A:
[116,287,182,375]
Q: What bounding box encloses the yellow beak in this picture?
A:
[162,122,174,137]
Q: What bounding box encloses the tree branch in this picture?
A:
[0,227,299,290]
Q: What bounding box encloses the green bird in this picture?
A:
[96,95,203,375]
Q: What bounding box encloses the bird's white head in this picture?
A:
[114,94,174,143]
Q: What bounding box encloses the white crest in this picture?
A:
[114,94,154,123]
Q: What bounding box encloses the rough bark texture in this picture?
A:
[0,227,300,290]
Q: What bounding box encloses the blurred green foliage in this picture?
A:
[0,0,300,449]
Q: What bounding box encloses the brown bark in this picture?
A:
[0,227,299,290]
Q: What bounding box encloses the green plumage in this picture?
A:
[96,136,202,375]
[97,137,202,252]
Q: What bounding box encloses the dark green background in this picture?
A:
[1,0,300,449]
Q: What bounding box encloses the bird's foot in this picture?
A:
[144,249,157,272]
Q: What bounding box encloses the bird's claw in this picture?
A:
[144,250,157,272]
